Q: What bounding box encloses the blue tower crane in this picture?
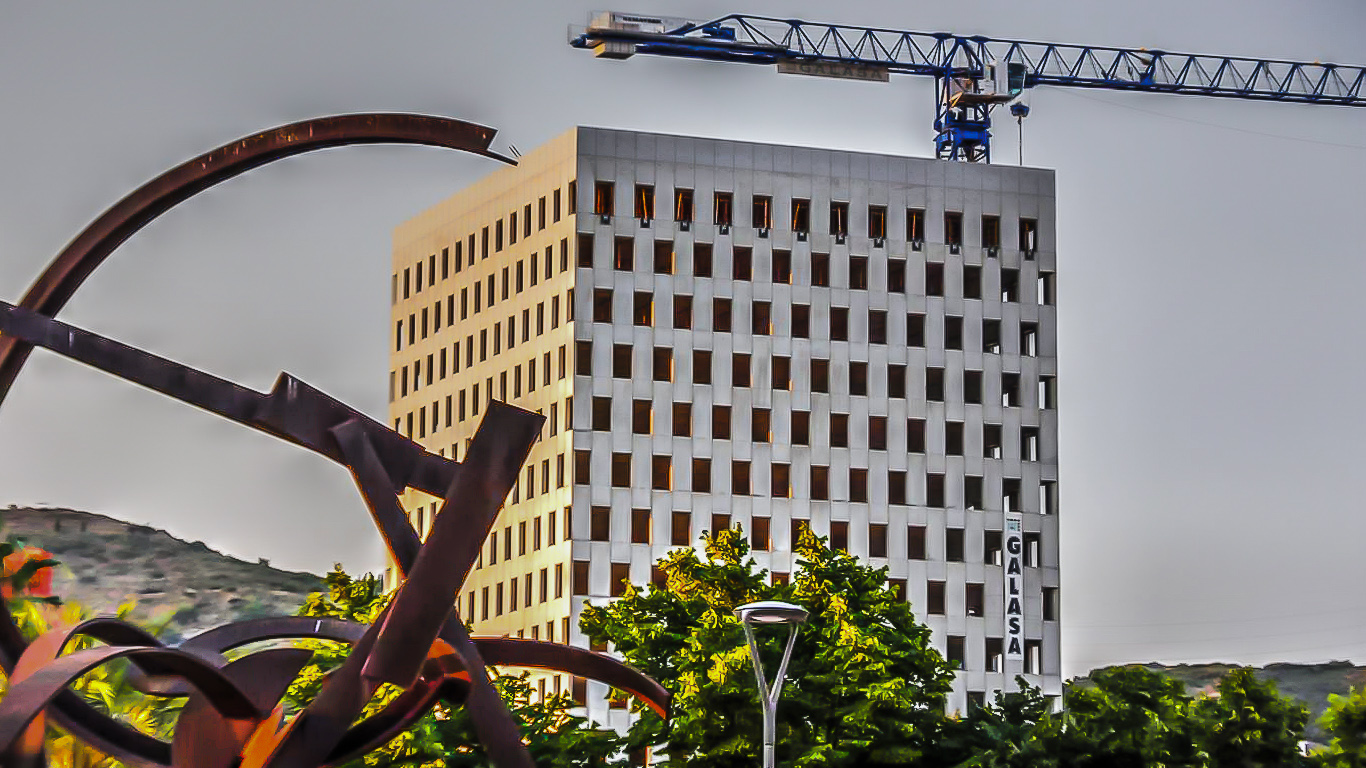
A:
[569,12,1366,163]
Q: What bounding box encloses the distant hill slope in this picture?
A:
[1,505,324,642]
[1083,661,1366,741]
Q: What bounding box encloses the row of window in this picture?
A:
[589,399,1049,457]
[394,184,578,303]
[393,307,572,401]
[574,451,1057,512]
[593,294,1049,352]
[394,247,572,353]
[576,343,1055,405]
[586,511,1046,564]
[392,348,572,438]
[593,181,1041,252]
[579,236,1055,297]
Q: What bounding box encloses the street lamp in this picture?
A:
[734,600,808,768]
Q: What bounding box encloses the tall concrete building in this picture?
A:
[388,127,1060,721]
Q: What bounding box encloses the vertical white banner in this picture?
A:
[1004,512,1025,660]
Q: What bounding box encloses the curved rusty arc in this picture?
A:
[0,112,511,410]
[0,113,513,767]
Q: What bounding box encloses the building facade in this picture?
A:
[388,127,1061,722]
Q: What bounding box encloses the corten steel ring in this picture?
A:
[0,114,669,768]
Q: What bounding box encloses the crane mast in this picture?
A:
[570,12,1366,162]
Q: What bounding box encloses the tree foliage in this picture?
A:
[580,526,955,768]
[1318,686,1366,768]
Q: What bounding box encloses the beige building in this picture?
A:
[389,127,1061,724]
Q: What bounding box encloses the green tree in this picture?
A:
[934,677,1051,768]
[1192,666,1309,768]
[1318,686,1366,768]
[1032,665,1208,768]
[287,565,627,768]
[579,526,955,768]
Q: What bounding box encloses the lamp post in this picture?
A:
[734,600,808,768]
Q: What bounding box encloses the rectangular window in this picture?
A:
[907,313,924,346]
[908,419,926,452]
[928,581,946,615]
[594,181,614,217]
[967,583,985,617]
[831,520,849,551]
[671,511,690,546]
[984,319,1001,353]
[811,359,829,393]
[614,237,634,271]
[849,256,868,290]
[654,241,673,274]
[732,353,751,387]
[673,402,692,437]
[634,184,655,221]
[771,462,790,498]
[965,370,983,404]
[810,465,829,500]
[578,233,594,268]
[1039,272,1056,305]
[792,305,810,338]
[632,399,651,434]
[674,295,693,329]
[752,195,772,230]
[830,201,848,237]
[712,405,731,439]
[631,509,651,544]
[869,415,887,450]
[927,473,945,508]
[907,207,925,245]
[612,344,631,378]
[772,249,792,284]
[791,199,810,233]
[694,350,712,385]
[751,408,770,442]
[590,506,611,541]
[792,411,810,445]
[868,205,887,241]
[964,265,982,299]
[593,288,612,323]
[1002,268,1020,302]
[945,315,963,350]
[634,292,653,326]
[944,211,963,250]
[926,367,945,401]
[926,262,944,296]
[772,356,791,390]
[849,469,868,503]
[693,242,713,277]
[751,516,770,551]
[850,362,867,396]
[692,458,711,492]
[713,298,732,332]
[812,253,830,287]
[908,525,926,559]
[713,192,733,228]
[869,310,887,344]
[653,348,673,381]
[889,364,906,399]
[889,470,906,505]
[981,215,1001,252]
[733,246,752,280]
[652,456,672,490]
[611,453,631,487]
[674,188,693,223]
[1019,217,1038,254]
[830,308,848,341]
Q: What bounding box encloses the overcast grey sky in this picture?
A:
[1,1,1364,677]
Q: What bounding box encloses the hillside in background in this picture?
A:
[1082,661,1366,741]
[2,505,324,642]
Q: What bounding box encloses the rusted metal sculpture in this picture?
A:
[0,114,668,768]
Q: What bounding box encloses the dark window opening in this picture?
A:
[594,181,614,218]
[830,201,849,238]
[634,184,654,222]
[713,192,733,228]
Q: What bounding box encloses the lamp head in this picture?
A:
[734,600,808,626]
